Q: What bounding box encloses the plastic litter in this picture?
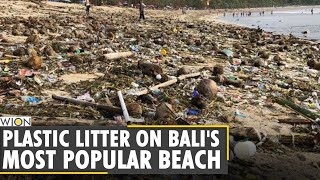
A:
[234,141,257,160]
[192,89,200,98]
[160,48,167,56]
[118,91,131,122]
[156,74,162,80]
[221,48,234,58]
[19,69,33,77]
[187,109,200,115]
[131,82,140,88]
[235,109,246,118]
[21,96,42,105]
[77,92,95,102]
[0,60,12,64]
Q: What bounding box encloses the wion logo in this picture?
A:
[0,117,32,127]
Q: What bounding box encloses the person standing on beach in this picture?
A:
[139,0,146,20]
[182,7,187,15]
[311,8,314,15]
[85,0,91,16]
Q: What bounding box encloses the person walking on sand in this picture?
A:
[85,0,91,16]
[139,0,146,20]
[311,8,314,15]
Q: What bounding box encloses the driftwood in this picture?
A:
[56,41,80,45]
[274,98,320,123]
[231,126,315,148]
[230,127,263,142]
[3,54,20,59]
[132,72,202,96]
[52,95,123,115]
[104,51,133,60]
[278,118,313,125]
[278,134,315,148]
[0,42,16,46]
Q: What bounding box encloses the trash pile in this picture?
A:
[0,1,320,177]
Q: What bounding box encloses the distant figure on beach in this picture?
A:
[259,12,261,16]
[224,12,226,17]
[257,26,263,33]
[311,8,314,15]
[182,7,187,14]
[271,10,273,15]
[85,0,91,16]
[139,0,146,20]
[233,12,235,17]
[262,11,265,15]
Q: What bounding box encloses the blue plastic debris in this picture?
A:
[192,90,200,98]
[235,109,246,119]
[221,49,234,58]
[21,96,42,105]
[187,109,200,115]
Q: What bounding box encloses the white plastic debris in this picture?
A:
[77,92,95,102]
[156,74,162,80]
[117,91,130,122]
[234,141,256,160]
[131,82,140,88]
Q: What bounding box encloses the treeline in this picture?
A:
[73,0,320,9]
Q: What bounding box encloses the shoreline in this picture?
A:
[214,5,320,13]
[210,11,320,43]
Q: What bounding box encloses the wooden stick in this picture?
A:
[52,95,123,115]
[278,118,313,125]
[0,42,15,46]
[3,54,20,59]
[132,72,202,96]
[178,72,201,81]
[104,51,133,60]
[274,98,320,124]
[277,134,315,147]
[0,59,19,63]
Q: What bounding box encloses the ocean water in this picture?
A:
[218,7,320,40]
